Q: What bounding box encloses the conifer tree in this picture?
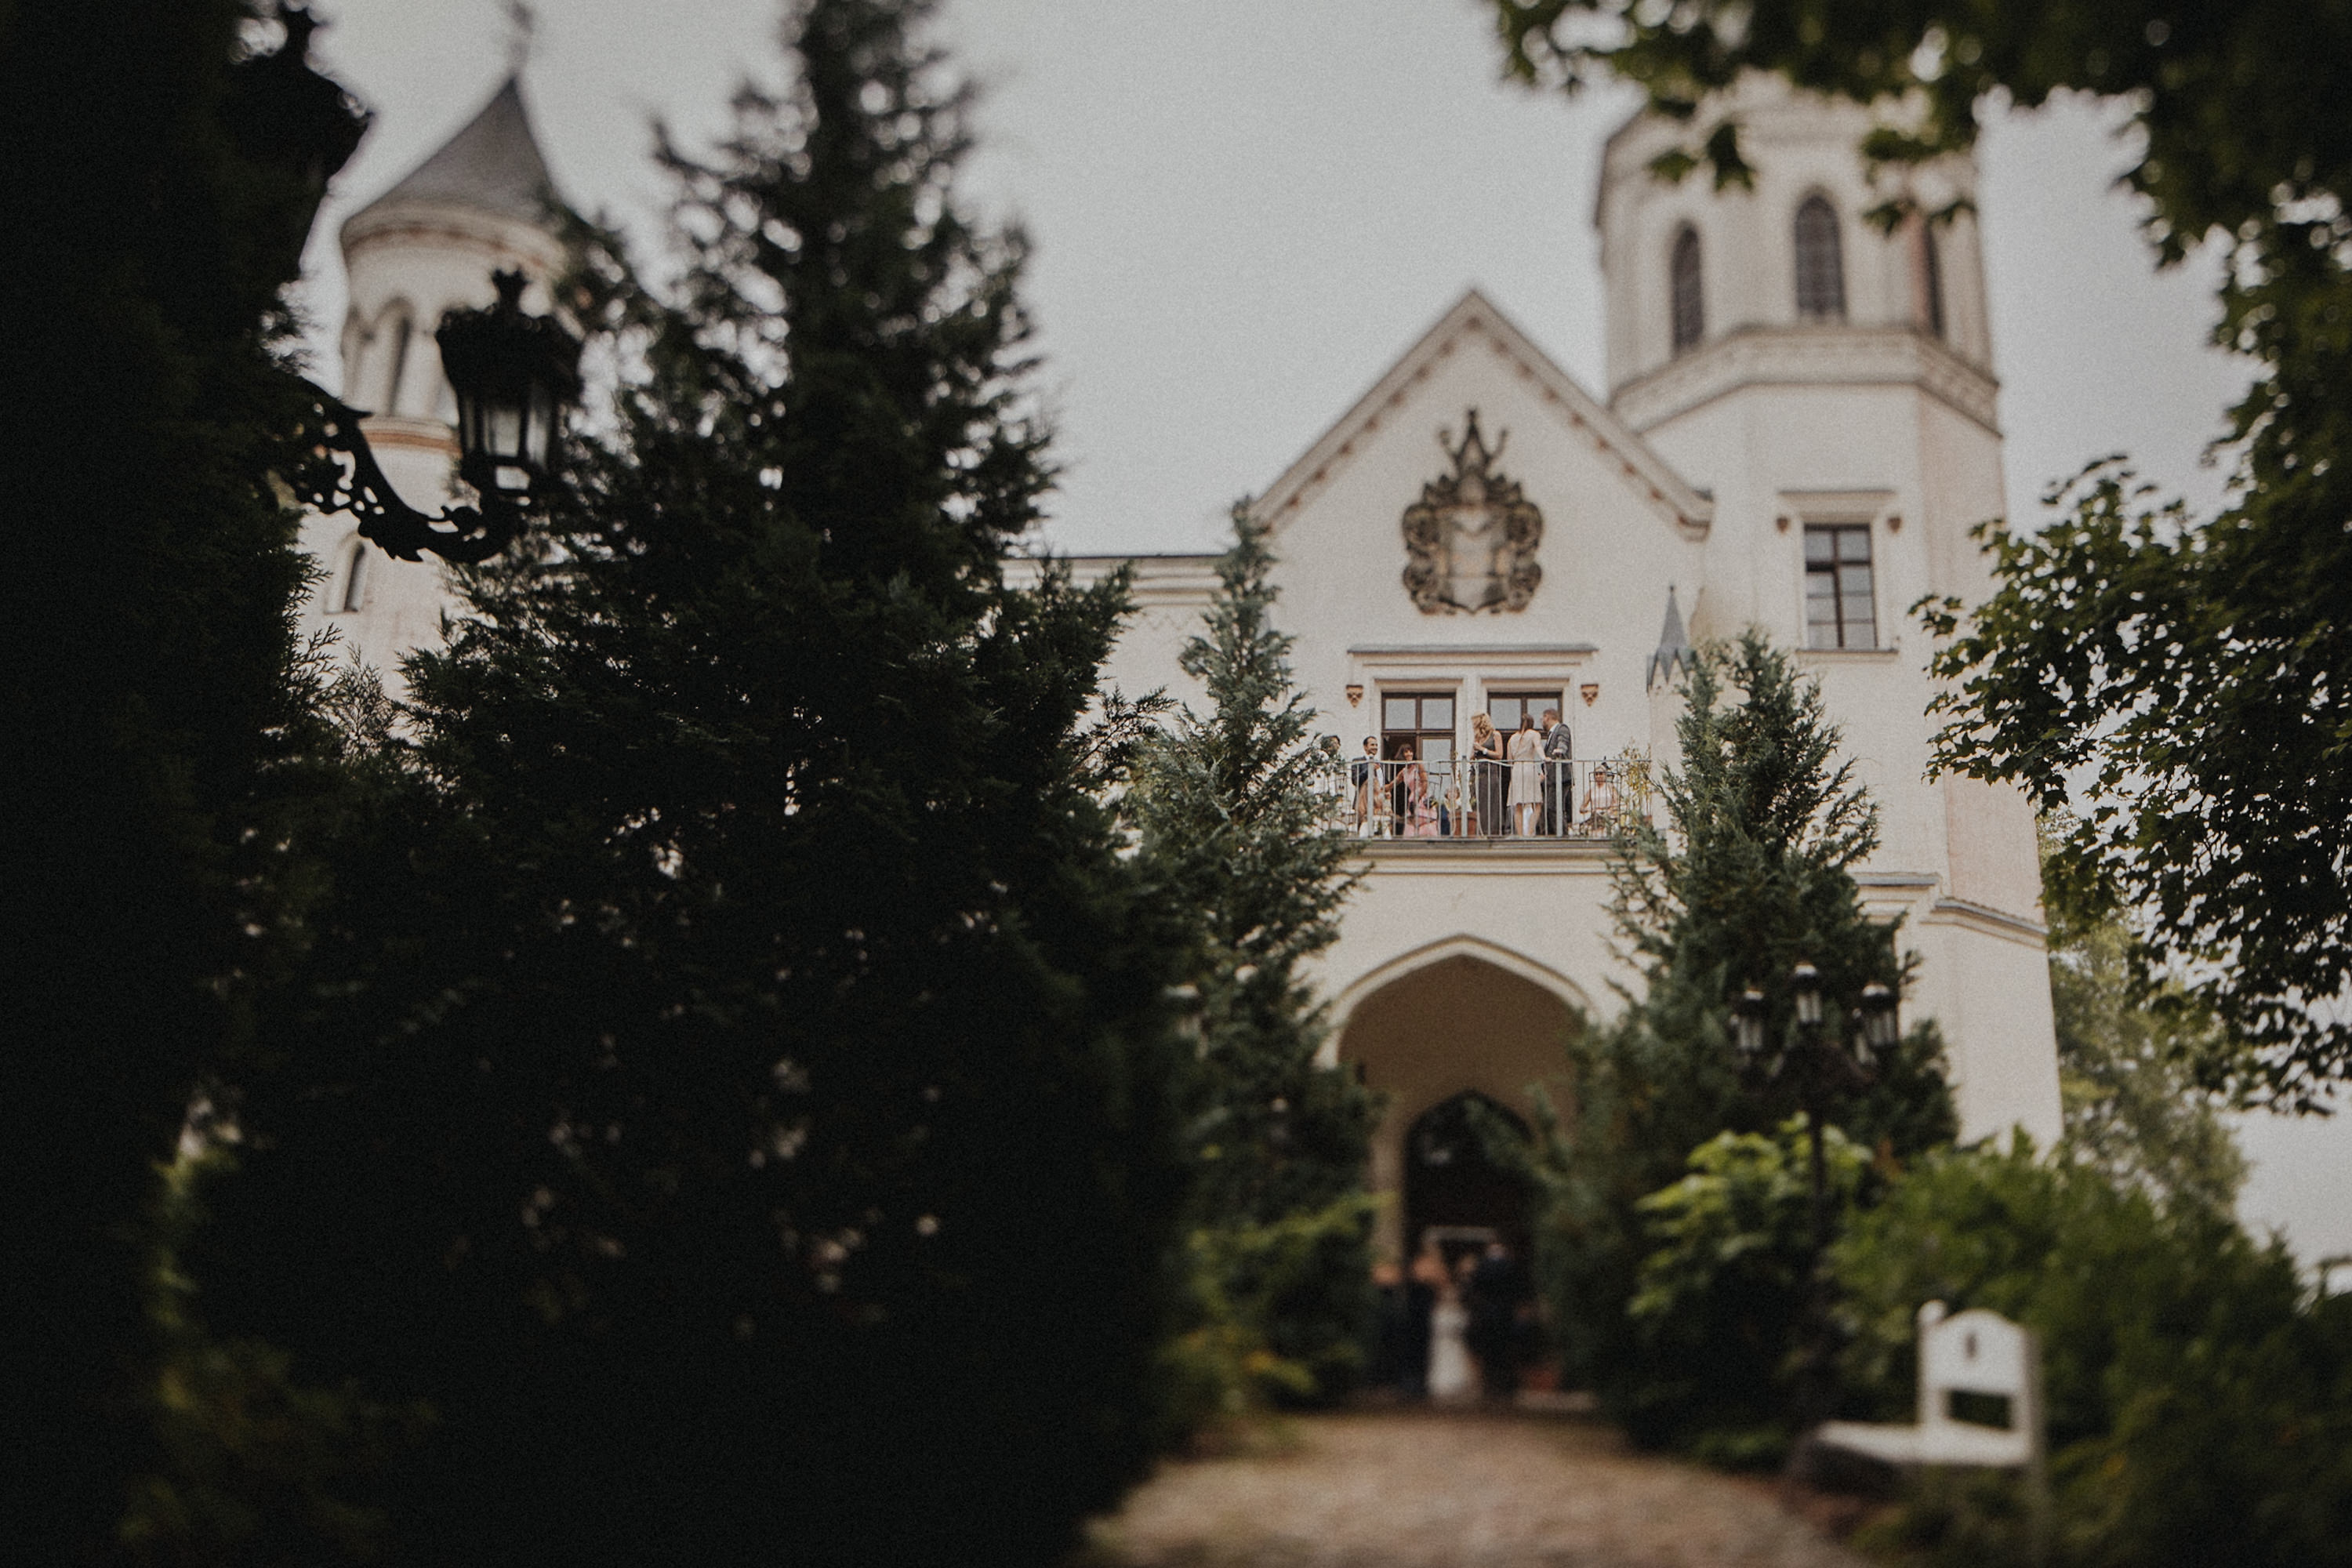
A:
[1530,630,1953,1441]
[199,4,1189,1563]
[1129,504,1379,1400]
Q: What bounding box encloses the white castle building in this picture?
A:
[306,77,2062,1260]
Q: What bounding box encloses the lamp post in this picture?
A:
[289,268,580,564]
[1730,959,1900,1446]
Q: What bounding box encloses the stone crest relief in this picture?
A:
[1401,411,1543,614]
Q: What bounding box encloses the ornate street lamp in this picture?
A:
[292,268,580,564]
[1728,955,1904,1457]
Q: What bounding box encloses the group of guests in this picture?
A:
[1367,1239,1539,1403]
[1351,709,1615,837]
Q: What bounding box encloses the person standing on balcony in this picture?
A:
[1541,706,1574,834]
[1468,711,1504,837]
[1352,735,1380,833]
[1508,713,1543,836]
[1398,745,1440,837]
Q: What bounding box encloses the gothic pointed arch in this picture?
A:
[1669,223,1704,354]
[1794,194,1846,321]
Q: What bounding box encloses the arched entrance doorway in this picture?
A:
[1405,1091,1534,1269]
[1333,945,1580,1261]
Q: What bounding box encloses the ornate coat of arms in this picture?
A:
[1401,411,1543,614]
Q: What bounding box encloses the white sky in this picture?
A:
[294,0,2346,1268]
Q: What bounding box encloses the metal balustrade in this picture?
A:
[1334,757,1650,841]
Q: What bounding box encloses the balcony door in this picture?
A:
[1381,691,1455,769]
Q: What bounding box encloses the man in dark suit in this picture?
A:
[1350,735,1378,833]
[1540,706,1573,835]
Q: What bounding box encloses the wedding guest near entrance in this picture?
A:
[1368,1260,1412,1396]
[1540,706,1573,835]
[1507,713,1543,836]
[1468,711,1504,837]
[1351,735,1379,833]
[1466,1241,1535,1403]
[1405,1242,1448,1398]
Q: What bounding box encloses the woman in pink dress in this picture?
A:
[1398,745,1440,837]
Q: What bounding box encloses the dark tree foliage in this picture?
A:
[1527,633,1952,1442]
[197,3,1189,1563]
[0,4,363,1558]
[1128,506,1381,1404]
[1491,0,2352,1107]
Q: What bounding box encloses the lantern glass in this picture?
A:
[1791,961,1823,1027]
[488,401,524,461]
[1731,986,1767,1060]
[1860,983,1899,1050]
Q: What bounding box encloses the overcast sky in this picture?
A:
[295,0,2345,1265]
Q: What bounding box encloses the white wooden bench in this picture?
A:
[1813,1300,2050,1562]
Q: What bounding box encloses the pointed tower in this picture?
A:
[304,76,568,679]
[1597,77,2060,1143]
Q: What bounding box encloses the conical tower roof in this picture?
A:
[345,75,556,233]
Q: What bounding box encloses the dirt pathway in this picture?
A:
[1083,1409,1870,1568]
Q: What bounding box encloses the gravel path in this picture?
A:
[1083,1410,1871,1568]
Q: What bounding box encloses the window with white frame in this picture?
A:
[1803,524,1875,649]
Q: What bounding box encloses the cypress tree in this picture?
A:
[1130,504,1380,1401]
[200,3,1189,1563]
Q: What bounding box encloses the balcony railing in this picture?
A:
[1335,756,1652,841]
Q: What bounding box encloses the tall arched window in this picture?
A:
[1669,225,1704,354]
[379,307,414,415]
[1794,195,1846,321]
[1921,221,1947,339]
[339,541,368,613]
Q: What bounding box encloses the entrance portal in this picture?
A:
[1405,1091,1534,1268]
[1332,946,1579,1261]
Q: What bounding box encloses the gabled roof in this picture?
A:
[343,76,556,233]
[1254,289,1712,536]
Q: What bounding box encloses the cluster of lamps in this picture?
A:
[292,267,580,564]
[1730,960,1899,1079]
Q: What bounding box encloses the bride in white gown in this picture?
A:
[1427,1275,1478,1404]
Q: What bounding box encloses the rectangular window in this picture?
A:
[1381,691,1455,766]
[1486,691,1563,735]
[1804,524,1877,650]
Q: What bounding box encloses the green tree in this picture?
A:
[1526,632,1952,1444]
[196,3,1189,1563]
[2048,867,2247,1218]
[1490,0,2352,1107]
[0,4,364,1557]
[1129,504,1381,1408]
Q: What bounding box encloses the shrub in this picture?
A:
[1617,1119,1868,1459]
[1834,1139,2352,1568]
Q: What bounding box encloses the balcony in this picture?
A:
[1335,757,1652,851]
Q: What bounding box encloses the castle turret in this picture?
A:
[1598,77,2060,1143]
[303,76,566,677]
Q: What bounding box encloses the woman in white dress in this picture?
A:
[1427,1271,1479,1404]
[1507,713,1543,837]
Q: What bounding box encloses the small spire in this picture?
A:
[1647,585,1693,692]
[503,1,536,76]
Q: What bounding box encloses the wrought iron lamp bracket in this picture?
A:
[289,380,514,564]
